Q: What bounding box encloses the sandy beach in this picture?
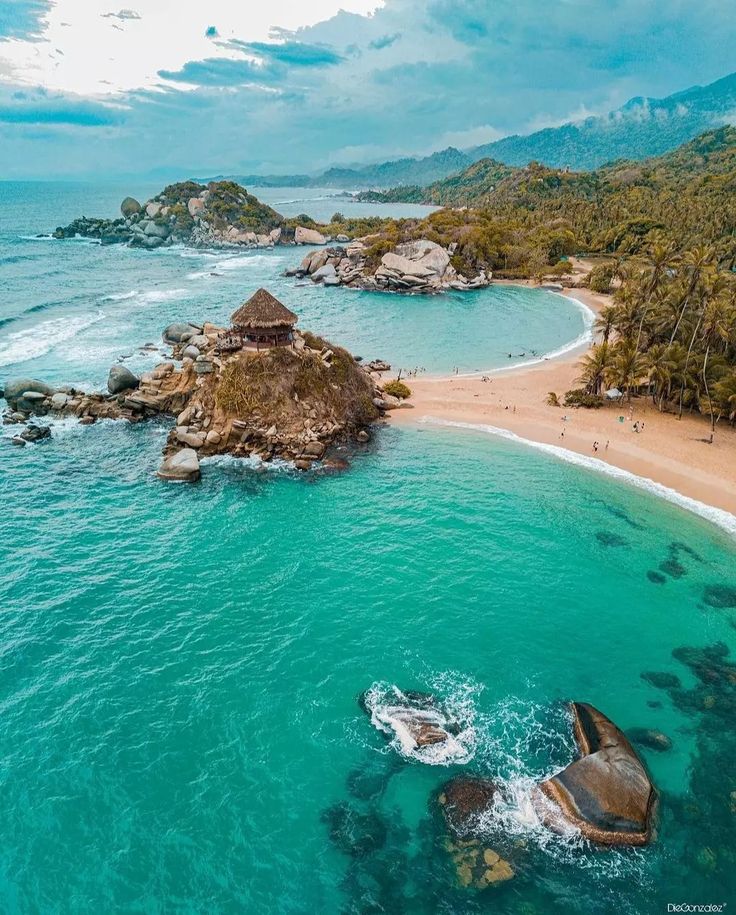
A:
[390,283,736,518]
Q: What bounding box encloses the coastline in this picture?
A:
[390,284,736,522]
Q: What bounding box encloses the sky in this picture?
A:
[1,0,736,179]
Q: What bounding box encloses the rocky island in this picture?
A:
[2,289,411,481]
[51,180,341,250]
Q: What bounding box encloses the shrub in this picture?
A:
[383,380,411,399]
[588,264,615,294]
[563,388,604,408]
[546,391,561,406]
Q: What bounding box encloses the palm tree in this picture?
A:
[609,339,648,402]
[594,305,618,343]
[576,341,613,395]
[714,371,736,424]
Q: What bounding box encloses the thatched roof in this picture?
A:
[231,288,298,329]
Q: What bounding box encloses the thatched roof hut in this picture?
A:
[231,289,298,330]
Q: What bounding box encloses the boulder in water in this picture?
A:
[626,727,673,753]
[535,702,657,846]
[157,448,200,482]
[108,364,140,395]
[359,685,471,763]
[3,378,54,409]
[20,424,51,443]
[437,776,498,839]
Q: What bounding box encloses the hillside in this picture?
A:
[471,71,736,169]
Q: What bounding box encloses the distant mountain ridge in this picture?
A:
[209,69,736,189]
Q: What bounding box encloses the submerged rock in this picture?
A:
[641,671,681,689]
[321,802,387,857]
[157,448,201,483]
[627,727,673,752]
[444,838,514,890]
[535,702,657,846]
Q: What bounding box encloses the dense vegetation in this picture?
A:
[354,128,736,278]
[576,240,736,428]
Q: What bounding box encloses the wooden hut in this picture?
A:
[230,288,298,349]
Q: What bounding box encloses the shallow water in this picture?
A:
[1,183,735,913]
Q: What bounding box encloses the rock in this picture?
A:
[641,671,681,689]
[20,424,51,443]
[175,429,206,448]
[11,436,26,447]
[121,196,142,217]
[145,201,161,218]
[294,459,313,471]
[336,234,350,243]
[144,220,170,239]
[163,323,201,344]
[188,197,205,217]
[187,334,209,349]
[311,263,337,283]
[157,448,200,482]
[356,430,370,443]
[79,416,96,425]
[626,728,673,752]
[535,703,657,846]
[193,361,213,374]
[269,228,282,244]
[50,392,69,410]
[444,838,514,889]
[438,777,499,839]
[294,226,327,245]
[17,391,48,414]
[303,440,326,459]
[3,378,54,407]
[182,344,201,360]
[107,364,140,395]
[205,430,222,446]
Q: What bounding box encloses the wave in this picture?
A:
[139,288,188,304]
[420,417,736,538]
[0,312,106,368]
[101,290,139,302]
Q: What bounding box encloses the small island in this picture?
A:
[1,289,412,481]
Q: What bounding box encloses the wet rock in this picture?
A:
[10,436,26,447]
[50,392,69,410]
[437,776,498,839]
[641,671,681,689]
[157,448,201,482]
[659,558,686,579]
[107,364,140,394]
[535,702,657,846]
[17,391,48,414]
[19,424,51,443]
[321,802,387,857]
[627,728,673,752]
[3,378,54,408]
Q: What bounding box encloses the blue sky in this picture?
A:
[1,0,736,178]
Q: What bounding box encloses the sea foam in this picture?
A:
[0,312,106,367]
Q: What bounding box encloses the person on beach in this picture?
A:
[605,440,609,450]
[593,441,599,452]
[560,429,565,439]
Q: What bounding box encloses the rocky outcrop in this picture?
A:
[4,318,386,481]
[51,181,332,252]
[291,238,491,294]
[437,777,498,839]
[535,703,657,846]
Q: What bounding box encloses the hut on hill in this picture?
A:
[225,288,298,350]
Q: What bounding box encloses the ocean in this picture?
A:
[1,182,735,913]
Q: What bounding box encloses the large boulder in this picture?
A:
[535,703,657,846]
[121,196,142,218]
[144,220,170,239]
[311,263,338,283]
[107,364,140,395]
[157,448,200,482]
[294,226,327,245]
[188,197,205,218]
[2,378,54,408]
[163,323,201,344]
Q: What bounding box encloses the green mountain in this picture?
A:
[471,71,736,170]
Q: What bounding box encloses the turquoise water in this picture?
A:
[1,183,736,913]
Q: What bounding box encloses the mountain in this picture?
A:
[206,147,473,190]
[361,126,736,209]
[470,71,736,170]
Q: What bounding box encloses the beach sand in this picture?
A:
[389,284,736,517]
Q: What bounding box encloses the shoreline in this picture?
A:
[390,284,736,525]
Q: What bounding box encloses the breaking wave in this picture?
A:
[0,312,106,368]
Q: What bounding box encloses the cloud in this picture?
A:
[0,89,123,125]
[3,0,736,178]
[0,0,51,39]
[101,9,141,20]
